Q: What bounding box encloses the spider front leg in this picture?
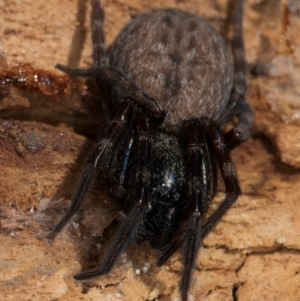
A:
[74,108,154,280]
[52,99,136,235]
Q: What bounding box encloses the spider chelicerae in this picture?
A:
[52,0,253,300]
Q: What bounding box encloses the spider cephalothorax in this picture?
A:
[53,1,252,300]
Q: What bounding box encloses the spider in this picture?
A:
[52,0,252,300]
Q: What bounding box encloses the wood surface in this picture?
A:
[0,0,300,300]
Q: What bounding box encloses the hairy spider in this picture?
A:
[53,0,252,300]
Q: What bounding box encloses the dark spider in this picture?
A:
[52,0,253,300]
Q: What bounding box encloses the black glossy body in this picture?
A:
[135,133,186,250]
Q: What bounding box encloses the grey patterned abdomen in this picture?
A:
[109,9,233,133]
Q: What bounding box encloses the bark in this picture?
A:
[0,0,300,300]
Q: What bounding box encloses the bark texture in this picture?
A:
[1,0,300,300]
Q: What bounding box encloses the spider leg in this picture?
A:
[90,0,112,121]
[179,120,206,301]
[225,0,253,150]
[74,108,154,280]
[52,100,135,235]
[201,118,241,239]
[110,129,135,198]
[91,0,107,67]
[232,0,247,99]
[56,64,165,119]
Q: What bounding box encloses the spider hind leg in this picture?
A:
[224,0,253,150]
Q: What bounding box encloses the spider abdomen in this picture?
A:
[109,9,234,133]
